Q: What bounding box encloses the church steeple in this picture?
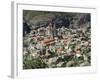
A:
[53,23,57,37]
[46,22,53,38]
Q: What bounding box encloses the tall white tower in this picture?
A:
[53,23,57,37]
[46,22,53,38]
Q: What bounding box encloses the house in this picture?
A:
[41,38,55,46]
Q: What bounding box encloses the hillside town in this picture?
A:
[23,11,91,69]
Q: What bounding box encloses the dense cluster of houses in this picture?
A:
[23,20,91,69]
